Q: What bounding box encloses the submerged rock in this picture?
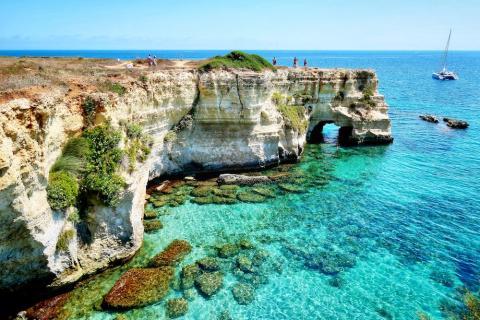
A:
[238,239,255,250]
[24,292,71,320]
[237,192,266,203]
[252,187,276,198]
[143,220,163,232]
[183,288,197,301]
[237,255,254,273]
[443,117,469,129]
[197,257,221,271]
[217,243,240,258]
[144,208,158,219]
[278,183,305,193]
[232,283,255,305]
[150,240,192,267]
[102,267,173,309]
[218,174,270,186]
[419,114,439,123]
[166,298,188,318]
[252,250,269,267]
[195,271,224,297]
[305,251,356,275]
[181,264,201,289]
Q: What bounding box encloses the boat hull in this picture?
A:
[432,72,459,80]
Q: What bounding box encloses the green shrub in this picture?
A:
[361,83,376,108]
[82,96,97,125]
[199,51,274,72]
[56,229,75,252]
[276,104,308,133]
[139,75,148,83]
[83,125,125,205]
[50,156,85,175]
[47,171,79,210]
[272,92,285,105]
[83,172,125,206]
[100,80,126,95]
[67,209,80,223]
[126,123,143,139]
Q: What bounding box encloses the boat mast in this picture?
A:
[441,29,452,72]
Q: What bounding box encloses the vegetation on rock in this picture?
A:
[47,171,79,210]
[83,124,125,206]
[199,51,275,72]
[272,92,308,133]
[47,124,131,210]
[124,123,151,172]
[56,229,75,252]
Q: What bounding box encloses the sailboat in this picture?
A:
[432,29,459,80]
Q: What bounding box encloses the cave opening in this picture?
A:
[308,121,354,146]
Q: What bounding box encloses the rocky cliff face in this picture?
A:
[0,65,392,294]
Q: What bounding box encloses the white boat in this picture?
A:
[432,29,459,80]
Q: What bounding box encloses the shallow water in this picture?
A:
[24,51,480,319]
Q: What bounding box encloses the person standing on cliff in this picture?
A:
[304,58,308,68]
[293,57,298,68]
[272,57,277,66]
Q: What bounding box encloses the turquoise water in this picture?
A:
[23,51,480,319]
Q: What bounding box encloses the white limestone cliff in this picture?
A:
[0,67,392,294]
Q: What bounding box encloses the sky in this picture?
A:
[1,0,479,50]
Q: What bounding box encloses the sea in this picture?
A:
[2,50,479,320]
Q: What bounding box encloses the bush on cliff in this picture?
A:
[82,124,126,206]
[47,171,79,210]
[199,51,275,72]
[47,124,127,209]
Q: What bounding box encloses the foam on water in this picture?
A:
[48,51,479,319]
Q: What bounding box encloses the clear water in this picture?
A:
[12,51,479,319]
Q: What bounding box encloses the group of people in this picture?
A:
[272,56,308,68]
[147,54,157,66]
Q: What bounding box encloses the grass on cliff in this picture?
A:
[199,51,275,72]
[272,92,308,133]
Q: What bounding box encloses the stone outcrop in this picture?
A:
[443,117,469,129]
[0,61,392,296]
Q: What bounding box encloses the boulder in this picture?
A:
[237,192,266,203]
[195,272,223,297]
[197,257,221,271]
[232,283,255,305]
[166,298,188,318]
[181,264,201,289]
[150,240,192,267]
[443,117,469,129]
[217,174,270,186]
[419,114,439,123]
[102,267,173,309]
[24,292,70,320]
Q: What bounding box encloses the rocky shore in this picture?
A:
[0,55,392,306]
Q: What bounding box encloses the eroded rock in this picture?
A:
[150,240,192,267]
[443,117,469,129]
[232,283,255,305]
[218,174,270,186]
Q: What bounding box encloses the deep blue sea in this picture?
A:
[4,51,479,319]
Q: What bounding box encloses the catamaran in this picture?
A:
[432,29,459,80]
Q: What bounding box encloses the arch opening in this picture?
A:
[307,121,354,146]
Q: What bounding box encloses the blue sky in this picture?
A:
[1,0,478,50]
